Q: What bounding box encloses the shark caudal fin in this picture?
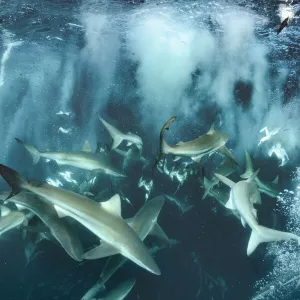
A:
[247,225,300,256]
[15,138,41,165]
[0,165,29,199]
[202,177,218,200]
[99,116,124,149]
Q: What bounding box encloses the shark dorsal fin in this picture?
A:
[241,150,254,179]
[81,140,92,152]
[214,173,235,188]
[246,169,260,183]
[272,175,279,184]
[207,122,215,134]
[176,141,185,146]
[100,194,121,217]
[0,205,11,216]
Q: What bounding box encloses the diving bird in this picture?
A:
[0,191,84,261]
[99,116,143,150]
[155,118,237,167]
[214,171,300,255]
[0,164,160,275]
[15,138,126,178]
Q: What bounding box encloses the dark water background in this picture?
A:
[0,0,300,299]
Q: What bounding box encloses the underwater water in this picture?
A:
[0,0,300,299]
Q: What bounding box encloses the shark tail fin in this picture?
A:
[15,138,41,165]
[247,225,300,256]
[214,173,235,188]
[99,116,123,149]
[0,165,29,199]
[241,150,254,179]
[202,177,217,200]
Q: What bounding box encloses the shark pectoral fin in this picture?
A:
[83,242,119,260]
[192,155,202,163]
[0,205,11,216]
[225,197,235,210]
[173,156,181,162]
[240,217,247,228]
[15,203,27,211]
[100,194,121,217]
[150,223,170,244]
[214,173,235,188]
[81,140,93,152]
[252,208,258,219]
[54,205,69,218]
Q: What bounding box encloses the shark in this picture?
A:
[0,205,27,236]
[0,191,84,261]
[98,278,136,300]
[99,116,143,150]
[81,240,178,300]
[214,171,300,255]
[83,195,169,260]
[15,138,126,178]
[163,194,194,216]
[113,146,148,170]
[202,158,237,200]
[241,150,280,198]
[156,118,237,166]
[0,164,160,275]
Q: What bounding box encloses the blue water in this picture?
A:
[0,0,300,299]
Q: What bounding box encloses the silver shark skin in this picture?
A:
[83,195,169,259]
[214,171,300,255]
[161,122,237,164]
[0,206,26,236]
[0,164,160,275]
[15,138,126,178]
[99,116,143,150]
[241,150,280,198]
[0,191,84,261]
[98,279,136,300]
